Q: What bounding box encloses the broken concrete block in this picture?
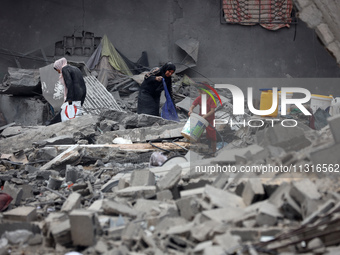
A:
[156,189,173,201]
[3,182,23,206]
[116,186,156,198]
[3,206,36,222]
[2,229,34,245]
[35,169,60,180]
[133,199,161,215]
[50,219,72,246]
[203,245,225,255]
[213,231,241,251]
[34,146,58,161]
[180,187,205,198]
[204,185,245,208]
[156,166,182,191]
[301,197,320,219]
[176,197,200,221]
[202,207,245,223]
[121,222,143,248]
[268,182,302,220]
[117,178,130,190]
[40,144,80,171]
[69,209,98,247]
[36,135,74,147]
[255,202,283,227]
[290,179,321,205]
[61,192,82,212]
[302,200,336,225]
[211,172,229,189]
[102,199,138,218]
[130,169,155,186]
[310,143,340,164]
[242,179,265,206]
[20,184,34,200]
[190,220,221,242]
[27,233,43,246]
[256,125,311,152]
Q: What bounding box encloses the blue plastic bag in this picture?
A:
[161,78,179,121]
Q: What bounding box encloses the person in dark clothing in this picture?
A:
[47,58,87,124]
[137,62,176,116]
[53,57,87,106]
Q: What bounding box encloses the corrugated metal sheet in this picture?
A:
[83,75,123,115]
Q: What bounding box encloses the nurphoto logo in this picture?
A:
[200,84,312,128]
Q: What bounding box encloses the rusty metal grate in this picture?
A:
[221,0,298,30]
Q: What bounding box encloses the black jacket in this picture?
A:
[62,65,87,105]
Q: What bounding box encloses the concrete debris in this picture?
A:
[1,72,340,255]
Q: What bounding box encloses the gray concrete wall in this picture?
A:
[1,0,340,90]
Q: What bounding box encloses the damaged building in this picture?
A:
[1,0,340,255]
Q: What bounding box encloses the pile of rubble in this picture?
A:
[1,96,340,255]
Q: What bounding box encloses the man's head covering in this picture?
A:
[53,57,68,71]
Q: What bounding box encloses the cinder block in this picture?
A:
[69,209,98,246]
[328,115,340,143]
[130,169,155,186]
[61,192,82,212]
[3,206,36,222]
